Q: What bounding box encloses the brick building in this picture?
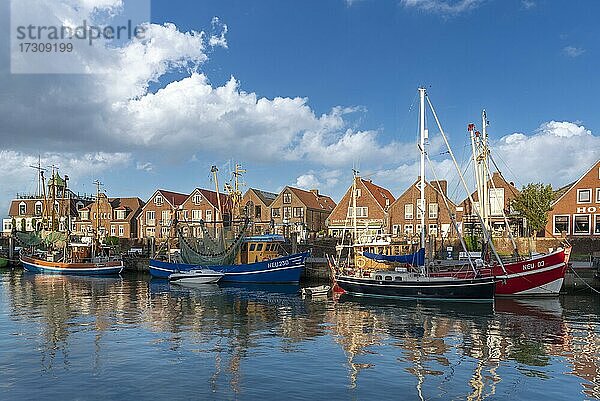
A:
[137,190,188,239]
[241,188,277,235]
[180,188,232,237]
[388,178,457,239]
[459,172,522,237]
[270,186,336,241]
[73,194,144,239]
[326,177,394,238]
[545,159,600,238]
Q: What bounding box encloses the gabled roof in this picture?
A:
[157,190,188,207]
[551,159,600,206]
[552,181,575,202]
[285,186,336,211]
[250,188,278,207]
[188,188,232,212]
[393,178,458,208]
[461,172,520,205]
[361,179,395,209]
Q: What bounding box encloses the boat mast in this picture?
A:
[93,180,103,258]
[352,168,358,242]
[418,87,426,250]
[481,110,489,229]
[211,165,226,244]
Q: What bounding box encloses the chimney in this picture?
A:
[310,189,319,197]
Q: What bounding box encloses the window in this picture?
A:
[283,193,292,204]
[355,189,361,198]
[18,202,26,216]
[193,194,202,204]
[256,243,264,251]
[553,215,570,235]
[384,276,392,281]
[404,224,413,234]
[35,202,42,216]
[293,207,304,218]
[577,189,592,203]
[110,225,116,236]
[416,224,422,235]
[596,188,600,203]
[162,210,170,224]
[160,226,169,237]
[347,207,368,218]
[116,210,126,220]
[489,188,505,216]
[283,207,292,219]
[271,208,281,218]
[54,202,60,215]
[192,210,202,221]
[154,195,163,206]
[392,224,400,235]
[404,204,413,220]
[255,205,262,219]
[573,215,590,235]
[206,210,212,222]
[182,210,189,221]
[118,225,124,237]
[146,211,155,225]
[428,203,438,219]
[249,243,256,251]
[429,224,438,236]
[594,215,600,235]
[80,211,89,220]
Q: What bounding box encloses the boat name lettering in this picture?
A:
[267,260,290,269]
[523,260,544,271]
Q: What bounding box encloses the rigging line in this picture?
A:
[569,265,600,294]
[425,152,476,274]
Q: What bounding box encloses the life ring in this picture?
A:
[356,257,366,268]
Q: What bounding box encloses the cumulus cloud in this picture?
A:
[401,0,483,15]
[495,121,600,187]
[295,174,321,189]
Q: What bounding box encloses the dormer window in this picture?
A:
[19,202,26,216]
[193,194,202,204]
[35,201,42,216]
[116,210,126,220]
[283,193,292,204]
[155,195,163,206]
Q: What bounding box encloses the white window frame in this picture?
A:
[118,225,124,237]
[596,188,600,203]
[594,214,600,235]
[283,193,292,204]
[206,210,213,222]
[416,199,425,220]
[553,214,570,235]
[404,224,413,234]
[577,189,592,204]
[192,209,202,221]
[573,214,590,235]
[271,208,280,218]
[428,203,438,219]
[35,201,43,216]
[429,223,438,236]
[110,225,116,236]
[404,204,413,220]
[154,195,163,206]
[19,202,26,216]
[355,189,361,198]
[193,194,202,204]
[392,224,400,235]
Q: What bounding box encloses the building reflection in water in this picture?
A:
[2,270,599,400]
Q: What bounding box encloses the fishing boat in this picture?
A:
[169,269,224,284]
[149,165,309,283]
[333,88,495,301]
[18,174,123,276]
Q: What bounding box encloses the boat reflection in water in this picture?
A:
[1,271,598,400]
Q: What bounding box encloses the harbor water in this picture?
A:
[0,270,598,400]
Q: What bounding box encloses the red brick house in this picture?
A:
[137,190,188,239]
[73,195,144,239]
[326,176,394,238]
[545,159,600,237]
[270,186,336,241]
[180,188,232,237]
[388,178,457,239]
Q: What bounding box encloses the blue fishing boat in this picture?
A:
[149,234,309,283]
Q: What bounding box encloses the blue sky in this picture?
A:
[1,0,599,213]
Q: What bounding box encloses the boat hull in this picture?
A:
[149,252,308,283]
[336,275,496,301]
[20,255,123,276]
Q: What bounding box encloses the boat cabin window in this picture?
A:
[249,243,256,251]
[256,243,263,251]
[375,275,382,281]
[384,276,392,281]
[394,276,402,281]
[241,243,248,251]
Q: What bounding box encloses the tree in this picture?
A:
[511,183,554,237]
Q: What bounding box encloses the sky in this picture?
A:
[1,0,599,216]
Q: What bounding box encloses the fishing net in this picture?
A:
[178,219,249,266]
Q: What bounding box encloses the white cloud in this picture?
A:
[295,174,321,189]
[136,162,153,172]
[495,121,600,187]
[521,0,535,9]
[401,0,483,15]
[563,46,585,58]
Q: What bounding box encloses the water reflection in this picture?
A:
[1,270,598,400]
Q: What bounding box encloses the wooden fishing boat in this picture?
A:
[20,252,123,275]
